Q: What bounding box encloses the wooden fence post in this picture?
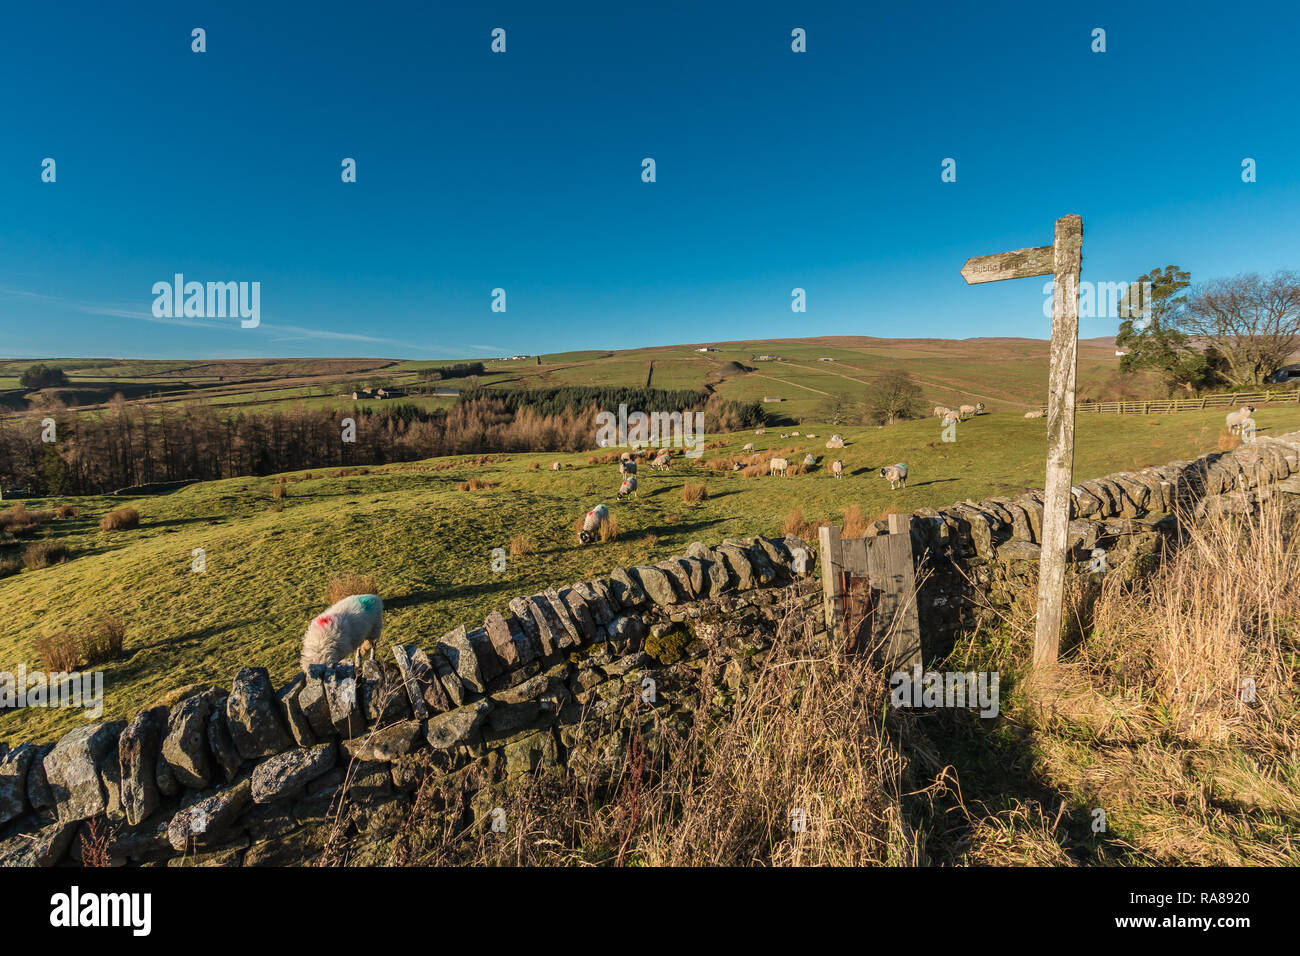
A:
[818,525,844,642]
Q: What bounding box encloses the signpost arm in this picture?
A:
[1034,214,1083,667]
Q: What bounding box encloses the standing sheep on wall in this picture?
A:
[577,504,610,544]
[769,457,789,477]
[831,459,843,478]
[617,474,638,499]
[880,463,908,490]
[1226,405,1257,434]
[301,594,383,672]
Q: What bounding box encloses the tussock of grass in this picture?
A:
[99,507,139,531]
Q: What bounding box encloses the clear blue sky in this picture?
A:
[2,0,1298,360]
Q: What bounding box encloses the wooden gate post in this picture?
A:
[818,524,844,642]
[961,213,1083,668]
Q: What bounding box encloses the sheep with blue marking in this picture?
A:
[300,593,383,672]
[880,463,909,490]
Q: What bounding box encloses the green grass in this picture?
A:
[4,405,1300,742]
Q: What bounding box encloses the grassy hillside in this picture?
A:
[2,336,1127,422]
[5,404,1300,742]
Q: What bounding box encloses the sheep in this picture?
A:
[1226,405,1257,434]
[651,451,672,471]
[934,406,952,418]
[742,442,755,452]
[300,594,383,672]
[754,428,766,435]
[732,460,745,471]
[831,459,843,479]
[791,431,800,436]
[959,402,985,419]
[825,437,845,449]
[577,504,610,544]
[942,411,958,427]
[769,457,789,477]
[803,453,817,466]
[619,458,637,476]
[1024,409,1045,419]
[805,434,817,440]
[617,475,638,500]
[780,433,788,438]
[880,463,908,490]
[550,461,562,471]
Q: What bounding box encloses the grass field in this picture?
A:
[2,335,1134,423]
[5,404,1300,742]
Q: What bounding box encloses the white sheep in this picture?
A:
[578,504,610,544]
[300,594,383,672]
[934,406,952,418]
[651,451,672,471]
[831,459,843,479]
[617,475,638,499]
[550,461,562,471]
[769,457,789,477]
[942,411,958,427]
[619,458,637,476]
[880,463,908,490]
[1024,409,1045,419]
[742,442,755,452]
[1226,405,1257,434]
[803,453,817,466]
[959,402,985,418]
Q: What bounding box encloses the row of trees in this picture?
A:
[0,388,766,496]
[1117,267,1300,391]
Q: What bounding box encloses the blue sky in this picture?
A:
[2,0,1298,360]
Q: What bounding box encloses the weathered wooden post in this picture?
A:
[961,214,1082,667]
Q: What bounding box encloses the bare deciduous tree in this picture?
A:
[1177,271,1300,386]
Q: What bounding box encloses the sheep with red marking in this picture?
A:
[300,594,383,672]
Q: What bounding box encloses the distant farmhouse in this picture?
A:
[352,386,407,400]
[755,354,780,361]
[1271,363,1300,383]
[695,347,719,353]
[819,357,834,362]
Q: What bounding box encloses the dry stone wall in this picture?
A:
[0,535,823,867]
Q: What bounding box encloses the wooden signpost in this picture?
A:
[961,214,1082,667]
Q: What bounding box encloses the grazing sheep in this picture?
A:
[743,442,755,452]
[619,458,637,476]
[934,406,952,418]
[780,433,788,438]
[791,431,800,436]
[942,411,958,427]
[831,459,844,479]
[1024,409,1045,419]
[769,457,789,477]
[732,460,745,471]
[300,594,383,672]
[879,463,908,490]
[651,451,672,471]
[803,453,817,466]
[825,437,845,449]
[755,428,766,435]
[959,403,985,419]
[578,504,610,544]
[1226,405,1257,434]
[617,475,638,499]
[550,461,562,471]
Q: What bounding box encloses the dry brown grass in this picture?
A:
[80,614,126,665]
[54,505,79,519]
[509,534,532,557]
[35,633,79,672]
[457,478,496,491]
[1216,429,1243,452]
[841,503,868,539]
[781,507,828,540]
[326,572,379,605]
[21,540,68,569]
[0,503,55,536]
[682,482,708,504]
[99,507,140,532]
[271,483,288,499]
[599,514,619,543]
